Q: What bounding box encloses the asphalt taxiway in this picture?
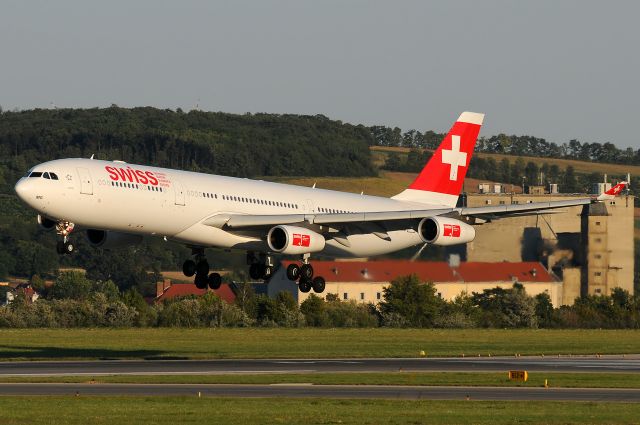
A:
[0,356,639,377]
[2,356,639,401]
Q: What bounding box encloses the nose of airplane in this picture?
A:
[14,178,29,202]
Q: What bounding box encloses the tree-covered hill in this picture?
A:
[0,107,376,194]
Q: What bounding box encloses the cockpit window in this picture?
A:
[27,171,59,180]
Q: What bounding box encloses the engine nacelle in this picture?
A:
[267,225,325,255]
[86,229,143,249]
[37,214,56,231]
[417,216,476,246]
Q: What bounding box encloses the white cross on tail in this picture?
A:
[441,135,467,181]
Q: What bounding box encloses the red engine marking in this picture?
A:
[293,233,311,247]
[443,224,461,237]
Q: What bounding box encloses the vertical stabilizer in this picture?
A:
[391,111,484,206]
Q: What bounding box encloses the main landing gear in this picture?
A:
[286,256,325,294]
[55,221,75,255]
[182,248,221,290]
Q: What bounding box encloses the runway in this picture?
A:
[0,383,638,401]
[1,356,639,376]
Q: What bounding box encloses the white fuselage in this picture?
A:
[15,158,440,257]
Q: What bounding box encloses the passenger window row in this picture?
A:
[318,207,351,214]
[189,191,218,199]
[28,171,59,180]
[111,181,163,192]
[221,194,298,209]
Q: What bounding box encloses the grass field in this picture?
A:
[0,328,639,360]
[0,397,638,425]
[271,173,411,197]
[370,146,638,177]
[3,372,640,389]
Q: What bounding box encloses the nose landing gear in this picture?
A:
[182,248,221,290]
[55,221,75,255]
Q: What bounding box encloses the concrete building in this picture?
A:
[269,260,561,306]
[456,192,634,299]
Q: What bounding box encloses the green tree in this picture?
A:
[49,271,92,300]
[383,152,402,171]
[472,284,538,328]
[563,166,579,193]
[300,294,327,326]
[498,158,510,184]
[534,292,554,328]
[379,274,444,327]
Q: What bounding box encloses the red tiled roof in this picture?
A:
[280,261,555,284]
[156,283,236,303]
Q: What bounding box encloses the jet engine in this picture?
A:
[37,214,56,231]
[267,225,325,255]
[417,216,476,246]
[86,229,143,249]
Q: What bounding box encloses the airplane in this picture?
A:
[13,112,615,294]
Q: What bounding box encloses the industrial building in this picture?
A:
[458,187,634,302]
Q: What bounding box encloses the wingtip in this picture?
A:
[458,111,485,125]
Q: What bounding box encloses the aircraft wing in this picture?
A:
[202,198,592,229]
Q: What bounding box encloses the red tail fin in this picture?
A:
[597,181,628,201]
[392,112,484,206]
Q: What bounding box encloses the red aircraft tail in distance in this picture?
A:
[597,181,628,201]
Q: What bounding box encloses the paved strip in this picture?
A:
[0,357,639,376]
[0,383,638,401]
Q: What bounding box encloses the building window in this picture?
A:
[360,293,365,300]
[376,292,381,300]
[595,288,602,294]
[595,254,602,259]
[499,200,505,205]
[595,238,601,243]
[596,221,601,225]
[595,272,602,276]
[343,293,348,300]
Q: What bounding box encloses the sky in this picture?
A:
[1,0,639,147]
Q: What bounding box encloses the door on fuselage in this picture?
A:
[77,168,93,195]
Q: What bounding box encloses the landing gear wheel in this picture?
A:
[208,273,222,290]
[298,278,312,293]
[262,265,273,280]
[63,241,75,254]
[300,264,314,280]
[194,273,208,289]
[196,260,210,276]
[286,264,300,281]
[183,260,197,277]
[249,263,261,280]
[311,276,326,293]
